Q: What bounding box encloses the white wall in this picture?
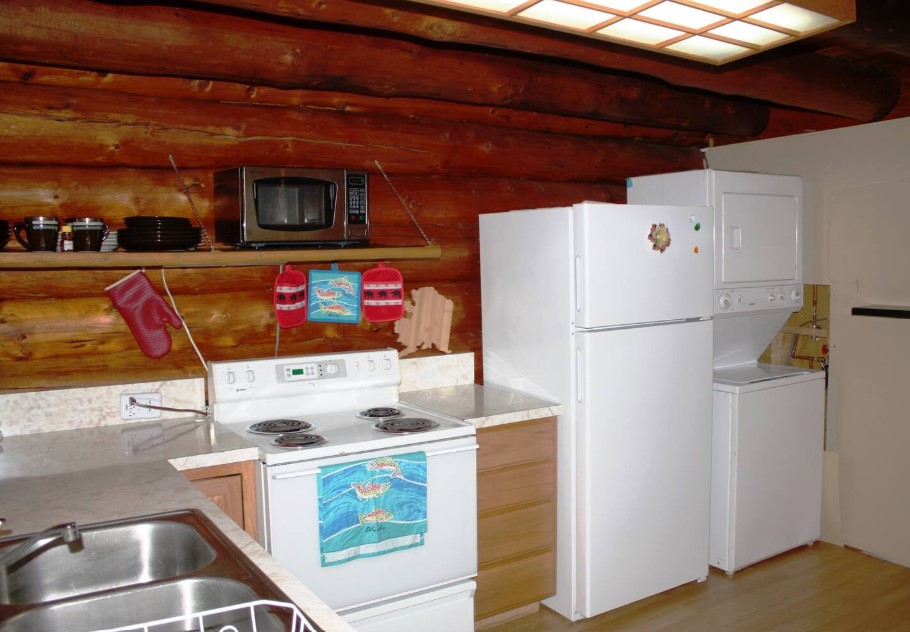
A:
[705,118,910,566]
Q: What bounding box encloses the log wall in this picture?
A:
[0,0,708,391]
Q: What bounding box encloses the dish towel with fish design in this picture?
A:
[317,452,427,567]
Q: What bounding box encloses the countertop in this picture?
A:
[0,383,560,631]
[401,383,562,428]
[0,418,352,632]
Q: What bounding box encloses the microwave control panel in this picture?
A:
[346,172,369,228]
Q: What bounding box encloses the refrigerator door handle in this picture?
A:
[575,255,583,314]
[576,347,584,403]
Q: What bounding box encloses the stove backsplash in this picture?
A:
[0,353,476,437]
[0,379,204,437]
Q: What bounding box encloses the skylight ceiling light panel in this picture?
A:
[687,0,770,16]
[432,0,525,14]
[519,0,616,30]
[639,2,727,30]
[749,3,840,34]
[598,18,684,45]
[666,34,750,61]
[584,0,651,12]
[709,20,790,46]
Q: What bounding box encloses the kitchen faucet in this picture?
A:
[0,520,81,569]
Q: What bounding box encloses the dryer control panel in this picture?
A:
[715,284,803,315]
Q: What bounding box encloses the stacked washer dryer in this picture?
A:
[628,169,826,574]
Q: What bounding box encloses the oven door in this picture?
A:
[257,436,478,610]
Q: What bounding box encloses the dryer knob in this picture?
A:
[791,288,802,302]
[718,294,732,309]
[767,292,776,303]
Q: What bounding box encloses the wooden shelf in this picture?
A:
[0,244,441,269]
[851,305,910,319]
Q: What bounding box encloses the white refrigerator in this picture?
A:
[480,202,714,621]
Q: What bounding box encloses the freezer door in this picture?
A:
[573,202,713,328]
[575,320,712,618]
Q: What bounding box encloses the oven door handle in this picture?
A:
[269,444,478,480]
[272,469,321,480]
[425,444,479,458]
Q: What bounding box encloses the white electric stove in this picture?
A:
[209,349,478,631]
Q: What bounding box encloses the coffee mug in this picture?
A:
[14,216,59,252]
[0,220,9,250]
[66,217,110,252]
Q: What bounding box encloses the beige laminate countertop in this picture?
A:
[400,383,562,428]
[0,417,353,632]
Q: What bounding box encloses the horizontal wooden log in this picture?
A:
[0,63,736,147]
[0,82,701,180]
[206,0,899,123]
[0,0,768,136]
[0,280,480,390]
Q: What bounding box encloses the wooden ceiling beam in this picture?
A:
[0,0,768,136]
[201,0,900,122]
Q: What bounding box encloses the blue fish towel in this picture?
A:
[317,452,427,567]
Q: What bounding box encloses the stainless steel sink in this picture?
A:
[0,510,301,631]
[0,519,216,604]
[0,577,285,632]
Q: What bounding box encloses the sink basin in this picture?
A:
[0,510,303,631]
[0,577,286,632]
[0,519,216,605]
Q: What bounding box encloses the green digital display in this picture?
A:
[292,368,305,376]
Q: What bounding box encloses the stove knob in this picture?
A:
[225,370,236,384]
[325,363,338,376]
[718,293,732,310]
[383,357,392,371]
[246,370,255,382]
[367,359,376,372]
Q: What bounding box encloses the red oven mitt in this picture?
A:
[105,270,183,359]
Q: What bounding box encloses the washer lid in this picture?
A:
[713,362,824,392]
[713,308,791,368]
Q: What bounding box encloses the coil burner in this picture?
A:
[356,407,404,421]
[272,433,327,449]
[373,417,440,434]
[247,419,314,435]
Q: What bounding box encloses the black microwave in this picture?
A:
[213,167,369,247]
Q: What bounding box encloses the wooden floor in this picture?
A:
[484,543,910,631]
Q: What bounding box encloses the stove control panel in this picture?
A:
[208,348,401,416]
[715,284,803,315]
[280,359,347,383]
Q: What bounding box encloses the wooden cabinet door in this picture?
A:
[181,460,258,539]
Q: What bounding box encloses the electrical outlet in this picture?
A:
[120,393,162,420]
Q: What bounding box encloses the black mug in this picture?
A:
[66,217,110,252]
[14,216,58,252]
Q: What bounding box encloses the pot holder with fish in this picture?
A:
[361,262,404,323]
[308,263,361,324]
[273,264,307,328]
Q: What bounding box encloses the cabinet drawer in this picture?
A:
[477,417,556,471]
[478,500,555,565]
[475,550,556,620]
[478,459,554,514]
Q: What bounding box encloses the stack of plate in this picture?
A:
[119,216,201,251]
